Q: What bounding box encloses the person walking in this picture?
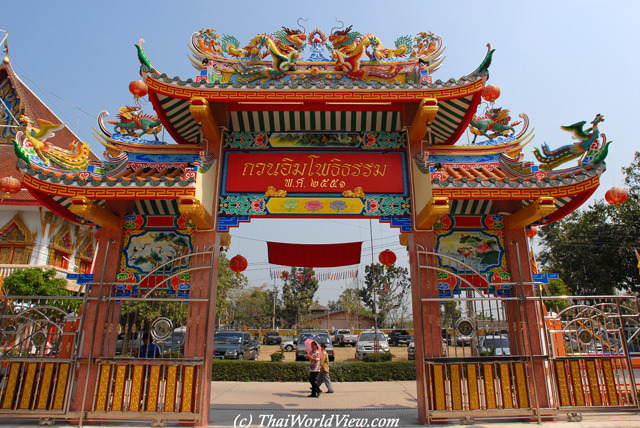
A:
[316,342,334,393]
[305,340,322,397]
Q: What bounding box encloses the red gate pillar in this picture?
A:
[503,226,552,411]
[407,231,443,424]
[186,229,220,426]
[71,200,133,417]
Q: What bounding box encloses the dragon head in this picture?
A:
[281,27,307,48]
[329,25,353,48]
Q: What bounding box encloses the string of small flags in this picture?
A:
[269,268,359,282]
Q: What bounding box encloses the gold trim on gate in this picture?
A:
[146,365,161,412]
[555,361,571,407]
[432,364,446,410]
[499,363,513,409]
[182,366,194,413]
[130,365,144,412]
[95,364,112,412]
[52,363,69,410]
[19,363,37,409]
[450,364,462,410]
[483,363,496,409]
[586,360,601,406]
[569,360,585,406]
[111,365,127,412]
[2,363,20,409]
[36,363,54,410]
[602,360,619,406]
[514,363,529,408]
[165,366,178,413]
[467,364,480,410]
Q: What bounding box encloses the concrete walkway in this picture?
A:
[0,381,638,427]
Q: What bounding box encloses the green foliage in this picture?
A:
[327,284,370,328]
[441,300,461,328]
[217,252,249,324]
[211,360,416,382]
[270,351,284,362]
[538,152,640,295]
[231,286,274,328]
[360,263,411,327]
[362,352,394,362]
[2,268,80,313]
[120,298,186,331]
[542,277,572,312]
[281,267,318,328]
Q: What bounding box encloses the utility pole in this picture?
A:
[272,276,277,329]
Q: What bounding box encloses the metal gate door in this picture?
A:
[82,246,216,426]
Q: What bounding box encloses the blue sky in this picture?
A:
[3,1,638,304]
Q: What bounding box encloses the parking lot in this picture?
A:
[257,343,411,362]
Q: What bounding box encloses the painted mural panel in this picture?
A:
[118,214,193,296]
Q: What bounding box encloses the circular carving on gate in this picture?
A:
[31,330,47,348]
[151,317,173,341]
[455,317,476,339]
[577,329,593,345]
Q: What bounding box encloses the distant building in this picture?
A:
[0,53,99,289]
[309,310,376,330]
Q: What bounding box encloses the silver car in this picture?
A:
[355,330,390,360]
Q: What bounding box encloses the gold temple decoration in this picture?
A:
[265,186,287,197]
[341,187,365,198]
[69,197,121,231]
[408,98,439,142]
[189,97,220,148]
[416,196,450,230]
[178,196,213,230]
[504,197,556,230]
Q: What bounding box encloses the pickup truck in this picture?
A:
[387,329,412,346]
[213,331,260,360]
[333,329,358,347]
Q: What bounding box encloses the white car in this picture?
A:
[355,330,390,360]
[477,335,510,356]
[280,340,295,352]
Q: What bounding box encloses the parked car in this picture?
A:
[333,329,358,347]
[477,335,510,356]
[387,329,411,346]
[115,331,144,355]
[407,335,415,360]
[213,331,260,360]
[295,331,335,362]
[262,331,282,345]
[280,340,295,352]
[157,331,185,356]
[355,330,390,360]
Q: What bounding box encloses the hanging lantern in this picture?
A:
[482,84,501,103]
[0,176,21,201]
[604,187,628,205]
[229,254,248,273]
[378,249,397,268]
[128,79,148,100]
[526,226,538,239]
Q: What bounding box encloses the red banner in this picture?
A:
[225,152,404,193]
[267,241,363,268]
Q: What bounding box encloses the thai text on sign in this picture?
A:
[224,152,405,193]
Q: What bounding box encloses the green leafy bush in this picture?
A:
[270,351,284,362]
[211,360,415,382]
[362,352,394,362]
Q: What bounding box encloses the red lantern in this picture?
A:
[526,226,538,238]
[482,84,501,103]
[0,176,21,201]
[378,249,397,267]
[605,187,628,205]
[129,79,148,100]
[229,254,248,273]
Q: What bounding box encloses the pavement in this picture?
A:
[1,381,639,427]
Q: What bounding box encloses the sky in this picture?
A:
[2,1,639,305]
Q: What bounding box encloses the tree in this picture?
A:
[360,263,411,328]
[281,267,318,328]
[441,300,461,328]
[2,268,80,313]
[231,286,273,328]
[327,281,370,329]
[538,152,640,295]
[216,252,249,326]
